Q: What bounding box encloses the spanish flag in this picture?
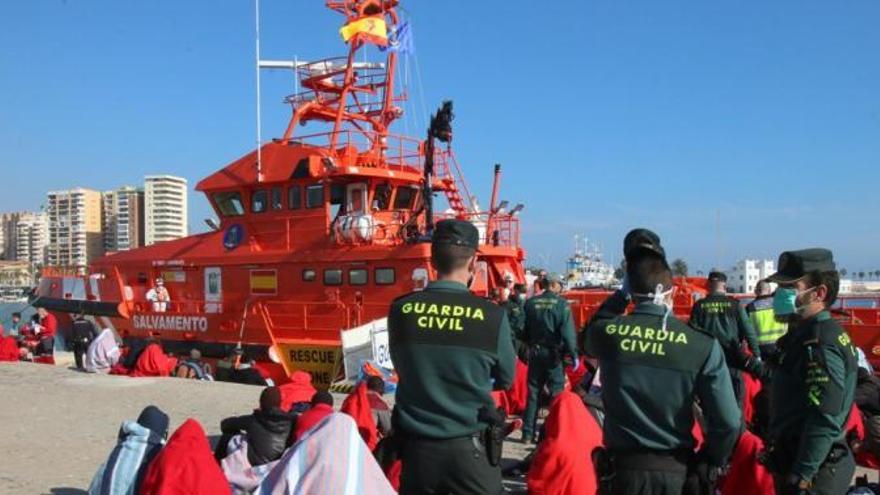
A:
[250,269,278,295]
[339,16,388,46]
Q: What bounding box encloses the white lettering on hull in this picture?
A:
[132,314,209,332]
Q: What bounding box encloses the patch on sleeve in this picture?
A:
[804,345,844,415]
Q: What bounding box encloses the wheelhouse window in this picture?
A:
[302,269,316,282]
[374,184,392,210]
[393,186,417,209]
[288,186,302,210]
[349,269,368,286]
[323,269,342,286]
[251,190,268,213]
[214,192,245,217]
[375,268,395,285]
[271,187,283,210]
[306,185,324,209]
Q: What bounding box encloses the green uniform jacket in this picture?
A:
[503,298,525,342]
[689,292,762,366]
[523,291,577,358]
[768,311,857,480]
[584,291,741,466]
[388,280,516,439]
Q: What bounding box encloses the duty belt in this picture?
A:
[611,449,690,474]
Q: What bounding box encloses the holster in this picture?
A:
[592,447,615,495]
[682,454,717,495]
[478,406,506,467]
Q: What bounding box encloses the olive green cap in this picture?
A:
[432,219,479,249]
[767,248,835,283]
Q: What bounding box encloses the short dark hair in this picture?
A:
[366,375,385,394]
[431,244,475,274]
[311,390,334,407]
[11,312,20,319]
[627,254,672,296]
[260,386,281,411]
[807,270,839,308]
[513,283,527,294]
[538,277,552,290]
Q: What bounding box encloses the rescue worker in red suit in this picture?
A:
[34,308,57,357]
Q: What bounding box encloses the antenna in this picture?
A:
[254,0,262,182]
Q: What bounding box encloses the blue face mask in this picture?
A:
[773,288,798,316]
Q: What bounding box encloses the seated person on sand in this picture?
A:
[215,349,269,386]
[365,376,393,437]
[89,405,170,495]
[85,328,122,373]
[292,391,335,442]
[174,348,213,380]
[259,413,395,495]
[131,340,178,377]
[214,386,295,466]
[139,418,230,495]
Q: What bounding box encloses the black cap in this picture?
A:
[136,405,170,438]
[707,271,727,283]
[767,248,836,283]
[432,219,479,249]
[623,228,665,260]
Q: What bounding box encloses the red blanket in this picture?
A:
[506,359,528,414]
[293,403,334,442]
[720,430,775,495]
[140,419,231,495]
[278,371,317,411]
[742,373,762,425]
[0,336,19,361]
[527,391,601,494]
[341,382,378,450]
[131,344,177,378]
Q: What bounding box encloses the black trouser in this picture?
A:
[771,445,855,495]
[399,434,500,495]
[730,368,745,410]
[606,451,688,495]
[72,338,90,369]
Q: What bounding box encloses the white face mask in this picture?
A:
[632,284,675,330]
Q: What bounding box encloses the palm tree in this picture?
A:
[671,259,689,277]
[874,270,880,280]
[840,268,848,278]
[858,271,865,281]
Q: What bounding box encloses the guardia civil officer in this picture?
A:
[763,249,856,495]
[689,271,763,408]
[583,229,740,494]
[520,275,578,443]
[389,219,516,494]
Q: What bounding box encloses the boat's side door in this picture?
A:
[204,267,223,313]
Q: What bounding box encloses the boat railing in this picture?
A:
[286,129,452,178]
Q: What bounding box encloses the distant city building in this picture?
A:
[726,258,776,294]
[0,212,28,260]
[0,260,32,287]
[102,186,145,252]
[145,175,187,245]
[47,188,104,267]
[15,212,48,266]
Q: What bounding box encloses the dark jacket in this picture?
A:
[220,407,295,466]
[72,318,98,342]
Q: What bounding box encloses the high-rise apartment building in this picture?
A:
[145,175,187,245]
[101,186,145,253]
[46,188,104,267]
[0,212,26,260]
[15,212,48,266]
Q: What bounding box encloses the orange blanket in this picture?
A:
[527,391,601,494]
[340,381,379,450]
[140,419,231,495]
[131,343,177,378]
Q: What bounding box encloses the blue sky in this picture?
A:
[1,1,878,274]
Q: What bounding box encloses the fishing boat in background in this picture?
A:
[33,0,525,387]
[563,235,618,290]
